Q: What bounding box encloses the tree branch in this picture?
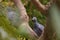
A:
[12,0,38,39]
[31,0,52,15]
[31,0,47,14]
[12,0,29,22]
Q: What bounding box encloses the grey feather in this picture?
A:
[32,17,44,36]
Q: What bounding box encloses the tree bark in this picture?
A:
[12,0,38,40]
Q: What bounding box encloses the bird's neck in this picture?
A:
[34,21,38,24]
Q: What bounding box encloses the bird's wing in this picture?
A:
[36,23,44,31]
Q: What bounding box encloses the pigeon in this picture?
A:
[32,17,44,36]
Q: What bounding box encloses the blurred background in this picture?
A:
[0,0,60,40]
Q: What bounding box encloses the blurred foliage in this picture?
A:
[0,0,49,40]
[40,0,50,4]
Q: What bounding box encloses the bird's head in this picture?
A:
[32,17,37,22]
